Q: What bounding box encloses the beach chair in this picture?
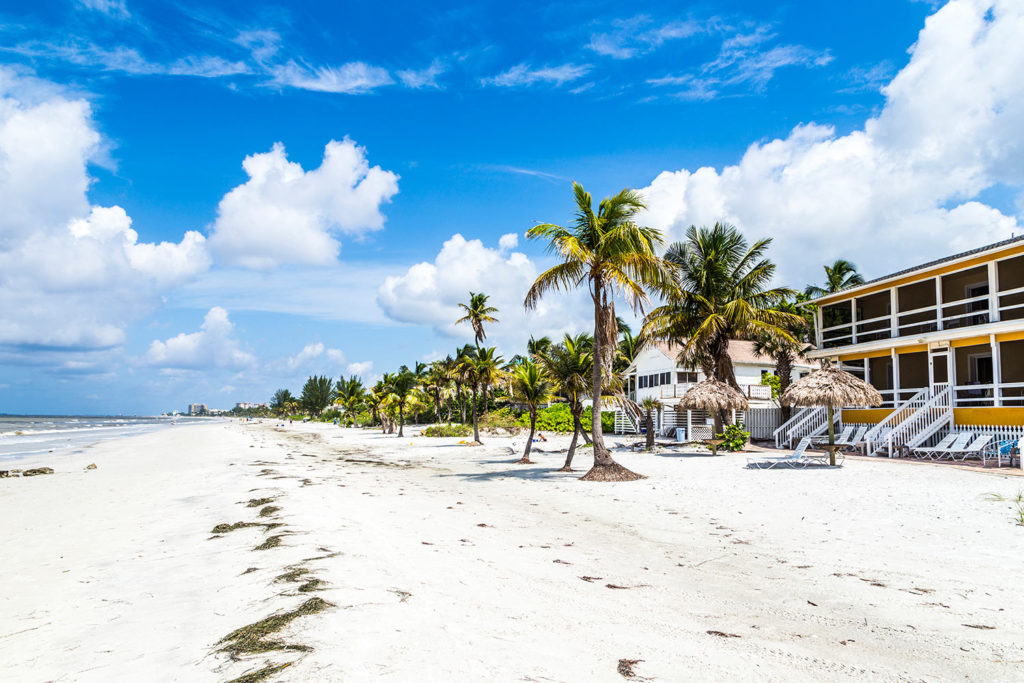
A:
[836,426,868,451]
[813,426,852,447]
[928,432,973,460]
[910,432,957,460]
[747,437,813,469]
[950,435,992,462]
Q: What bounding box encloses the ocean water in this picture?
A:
[0,415,209,462]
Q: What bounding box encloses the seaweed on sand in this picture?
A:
[253,535,283,551]
[226,663,291,683]
[212,522,263,534]
[218,597,333,656]
[259,505,281,517]
[297,579,326,593]
[246,498,276,507]
[275,567,310,583]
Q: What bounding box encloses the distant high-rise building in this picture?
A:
[188,403,208,416]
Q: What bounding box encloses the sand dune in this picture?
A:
[2,421,1023,681]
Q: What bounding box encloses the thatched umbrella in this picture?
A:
[679,378,749,454]
[781,362,882,465]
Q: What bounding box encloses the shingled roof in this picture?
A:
[643,339,817,369]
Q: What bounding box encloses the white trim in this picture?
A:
[806,319,1024,359]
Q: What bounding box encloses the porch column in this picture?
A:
[851,299,858,344]
[890,288,899,338]
[686,410,692,439]
[815,307,823,347]
[864,357,871,385]
[892,348,901,404]
[988,261,1000,323]
[991,333,1003,407]
[935,277,944,331]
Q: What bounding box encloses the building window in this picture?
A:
[660,371,671,385]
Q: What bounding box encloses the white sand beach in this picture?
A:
[3,422,1024,682]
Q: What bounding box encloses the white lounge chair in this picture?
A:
[911,432,958,459]
[813,425,853,447]
[928,432,973,460]
[837,425,868,451]
[946,435,992,462]
[748,437,813,469]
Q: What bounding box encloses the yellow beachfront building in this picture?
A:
[782,236,1024,459]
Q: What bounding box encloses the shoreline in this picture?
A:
[2,421,1023,680]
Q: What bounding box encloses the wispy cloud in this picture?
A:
[268,60,393,94]
[397,59,447,89]
[76,0,129,21]
[482,62,591,88]
[646,23,832,100]
[839,60,895,94]
[4,40,250,78]
[587,15,705,60]
[477,164,568,183]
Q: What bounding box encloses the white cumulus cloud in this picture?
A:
[144,307,254,370]
[377,234,593,357]
[0,68,211,350]
[639,0,1024,287]
[208,138,399,269]
[346,360,373,377]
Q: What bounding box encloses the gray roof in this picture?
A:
[812,234,1024,302]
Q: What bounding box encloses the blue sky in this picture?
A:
[0,0,1021,414]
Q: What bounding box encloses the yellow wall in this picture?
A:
[842,407,1024,426]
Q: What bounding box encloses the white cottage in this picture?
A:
[615,340,816,439]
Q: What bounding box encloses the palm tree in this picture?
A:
[300,375,334,417]
[642,223,802,432]
[424,360,452,423]
[525,182,672,482]
[335,375,366,425]
[453,344,475,423]
[509,361,554,464]
[387,367,418,437]
[753,296,811,421]
[615,325,641,373]
[456,347,482,442]
[527,335,553,358]
[805,259,865,297]
[474,346,504,416]
[456,291,499,345]
[641,397,659,451]
[537,333,593,471]
[270,388,294,416]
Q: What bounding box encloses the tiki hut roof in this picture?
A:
[781,364,882,408]
[679,378,749,412]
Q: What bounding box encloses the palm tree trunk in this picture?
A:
[398,403,405,437]
[580,288,642,481]
[482,384,489,416]
[471,385,480,443]
[777,352,794,421]
[645,409,655,451]
[517,410,535,464]
[434,389,442,424]
[458,385,466,423]
[560,422,580,471]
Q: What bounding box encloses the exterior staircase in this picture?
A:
[864,385,953,457]
[773,406,841,449]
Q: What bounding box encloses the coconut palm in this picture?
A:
[509,361,555,464]
[538,333,593,471]
[643,223,802,406]
[615,325,641,373]
[641,397,660,451]
[474,346,504,417]
[453,344,475,423]
[527,335,553,358]
[456,291,499,345]
[424,360,452,423]
[753,296,811,420]
[525,182,672,481]
[387,367,418,437]
[335,375,366,425]
[805,259,865,297]
[456,347,482,442]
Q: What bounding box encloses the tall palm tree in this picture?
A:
[526,335,553,358]
[525,182,672,482]
[805,259,865,297]
[424,360,452,423]
[753,296,811,420]
[387,367,418,438]
[537,333,593,471]
[456,347,482,442]
[453,344,475,423]
[509,361,554,465]
[335,375,366,425]
[474,346,504,417]
[455,291,499,345]
[640,397,659,452]
[643,223,802,432]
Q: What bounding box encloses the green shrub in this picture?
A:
[761,374,781,400]
[423,423,472,437]
[716,423,750,451]
[480,406,523,431]
[319,409,342,422]
[517,404,615,433]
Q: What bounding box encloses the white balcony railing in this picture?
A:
[657,382,773,401]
